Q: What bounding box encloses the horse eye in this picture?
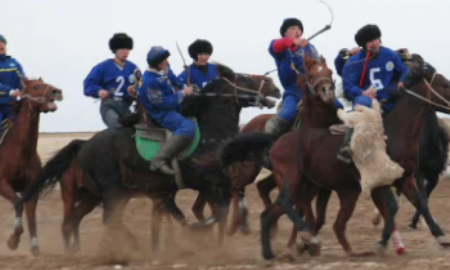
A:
[33,85,39,90]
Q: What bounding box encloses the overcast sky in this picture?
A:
[3,0,450,132]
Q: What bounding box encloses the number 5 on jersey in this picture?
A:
[369,68,384,90]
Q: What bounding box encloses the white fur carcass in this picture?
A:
[337,99,404,199]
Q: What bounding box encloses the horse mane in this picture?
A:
[212,62,235,82]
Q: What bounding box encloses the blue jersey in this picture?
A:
[342,46,409,111]
[269,40,319,99]
[177,63,219,91]
[83,59,139,102]
[138,67,185,122]
[0,55,26,105]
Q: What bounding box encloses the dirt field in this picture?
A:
[0,133,450,270]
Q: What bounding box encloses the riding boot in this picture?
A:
[337,127,354,164]
[264,115,291,138]
[150,135,192,175]
[262,115,291,168]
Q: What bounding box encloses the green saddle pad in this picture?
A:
[135,120,201,161]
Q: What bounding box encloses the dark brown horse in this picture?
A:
[22,64,280,254]
[221,55,450,259]
[192,56,339,236]
[1,78,63,255]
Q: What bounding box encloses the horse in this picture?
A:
[231,53,450,250]
[220,54,450,260]
[21,64,280,254]
[371,113,450,229]
[191,56,338,236]
[0,78,63,255]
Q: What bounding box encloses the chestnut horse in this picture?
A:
[1,78,63,255]
[221,55,450,259]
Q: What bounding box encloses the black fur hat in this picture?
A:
[109,33,133,53]
[188,39,213,60]
[280,18,303,36]
[355,24,381,49]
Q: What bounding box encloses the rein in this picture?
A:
[192,74,267,107]
[405,73,450,110]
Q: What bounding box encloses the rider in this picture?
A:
[337,24,409,163]
[0,34,26,127]
[83,33,139,128]
[265,18,343,137]
[178,39,219,91]
[138,46,195,175]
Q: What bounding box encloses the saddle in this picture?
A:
[134,116,201,189]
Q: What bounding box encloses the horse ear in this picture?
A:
[320,55,327,65]
[38,77,43,82]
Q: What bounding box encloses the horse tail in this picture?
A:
[220,131,277,168]
[22,139,86,202]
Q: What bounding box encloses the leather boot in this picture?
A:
[150,135,192,175]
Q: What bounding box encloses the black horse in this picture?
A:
[21,63,281,253]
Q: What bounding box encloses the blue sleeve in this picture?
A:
[83,64,104,98]
[342,59,365,101]
[0,83,13,95]
[14,60,26,80]
[392,51,409,83]
[168,68,183,89]
[334,49,348,77]
[177,70,189,88]
[147,81,185,110]
[268,40,281,59]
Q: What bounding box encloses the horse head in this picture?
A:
[302,56,336,105]
[404,54,450,114]
[213,63,281,108]
[22,78,63,113]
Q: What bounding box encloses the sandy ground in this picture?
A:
[0,133,450,269]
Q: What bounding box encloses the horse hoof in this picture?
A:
[371,215,381,227]
[308,243,321,257]
[7,235,20,251]
[375,242,388,256]
[396,247,407,255]
[30,246,40,256]
[437,236,450,247]
[295,242,308,255]
[348,251,375,257]
[226,226,238,236]
[240,225,251,235]
[298,231,313,245]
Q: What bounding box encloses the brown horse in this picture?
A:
[193,56,339,235]
[221,55,450,260]
[22,64,281,254]
[0,78,63,255]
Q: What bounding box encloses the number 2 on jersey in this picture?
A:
[115,76,125,97]
[369,68,384,90]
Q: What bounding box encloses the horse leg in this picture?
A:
[102,194,139,253]
[151,198,163,251]
[60,173,76,253]
[0,180,24,251]
[257,173,276,209]
[192,192,206,221]
[261,174,311,260]
[371,186,399,255]
[398,176,450,247]
[237,189,251,235]
[256,174,278,237]
[72,191,100,253]
[333,189,360,255]
[24,197,39,256]
[226,190,240,236]
[410,173,438,229]
[314,188,332,235]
